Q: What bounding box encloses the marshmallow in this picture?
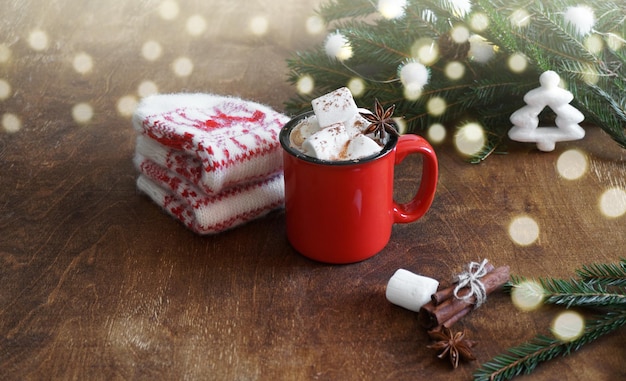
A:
[301,122,350,161]
[386,269,439,312]
[290,115,321,150]
[311,87,359,128]
[290,87,388,162]
[345,134,383,160]
[345,111,371,137]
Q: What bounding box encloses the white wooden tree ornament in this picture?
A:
[508,71,585,152]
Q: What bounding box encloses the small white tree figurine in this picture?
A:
[508,71,585,151]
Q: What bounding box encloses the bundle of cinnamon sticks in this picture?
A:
[418,263,510,330]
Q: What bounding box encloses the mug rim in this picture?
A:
[279,111,398,166]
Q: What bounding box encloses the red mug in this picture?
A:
[279,112,439,264]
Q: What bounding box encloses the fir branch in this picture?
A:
[316,0,375,22]
[286,0,626,160]
[539,278,626,308]
[336,21,412,66]
[476,0,626,148]
[467,131,508,164]
[286,50,353,84]
[494,260,626,379]
[508,275,626,308]
[576,259,626,287]
[473,309,626,381]
[587,85,626,149]
[568,85,626,149]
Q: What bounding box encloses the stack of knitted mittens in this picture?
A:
[132,93,290,234]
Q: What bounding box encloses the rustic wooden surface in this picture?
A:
[1,1,625,380]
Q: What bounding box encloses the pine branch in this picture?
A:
[316,0,375,22]
[467,130,509,164]
[336,21,412,67]
[476,0,626,148]
[492,259,626,380]
[539,278,626,308]
[587,85,626,149]
[286,0,626,161]
[508,275,626,308]
[473,309,626,381]
[576,258,626,287]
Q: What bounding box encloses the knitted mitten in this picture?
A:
[135,154,284,234]
[132,93,289,234]
[133,93,289,194]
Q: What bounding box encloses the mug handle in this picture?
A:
[392,134,439,223]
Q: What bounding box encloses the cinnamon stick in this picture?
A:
[418,265,510,329]
[431,262,495,305]
[441,305,472,328]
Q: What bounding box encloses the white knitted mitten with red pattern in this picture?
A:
[132,93,289,234]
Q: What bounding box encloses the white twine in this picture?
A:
[453,259,489,308]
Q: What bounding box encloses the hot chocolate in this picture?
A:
[289,87,389,161]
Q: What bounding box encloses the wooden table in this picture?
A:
[1,1,625,380]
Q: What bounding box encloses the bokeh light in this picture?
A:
[249,15,269,36]
[599,187,626,218]
[508,53,528,73]
[2,113,22,133]
[451,25,470,44]
[556,149,588,180]
[509,215,539,246]
[585,35,604,55]
[158,0,179,20]
[445,61,465,80]
[426,97,446,116]
[0,44,11,63]
[580,65,600,85]
[403,84,423,101]
[0,79,11,100]
[470,12,489,32]
[552,311,585,342]
[393,117,407,135]
[510,9,531,28]
[138,80,159,97]
[511,280,545,311]
[28,29,49,51]
[306,15,325,35]
[73,52,93,74]
[347,77,365,97]
[117,95,138,117]
[606,33,624,51]
[296,75,315,95]
[172,57,193,77]
[142,40,163,61]
[427,123,446,144]
[72,103,94,124]
[411,38,439,65]
[454,122,485,156]
[186,15,207,36]
[377,0,407,19]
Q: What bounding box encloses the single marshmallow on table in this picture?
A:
[295,87,385,161]
[386,269,439,312]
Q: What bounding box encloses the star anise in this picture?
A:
[427,326,477,369]
[359,98,399,139]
